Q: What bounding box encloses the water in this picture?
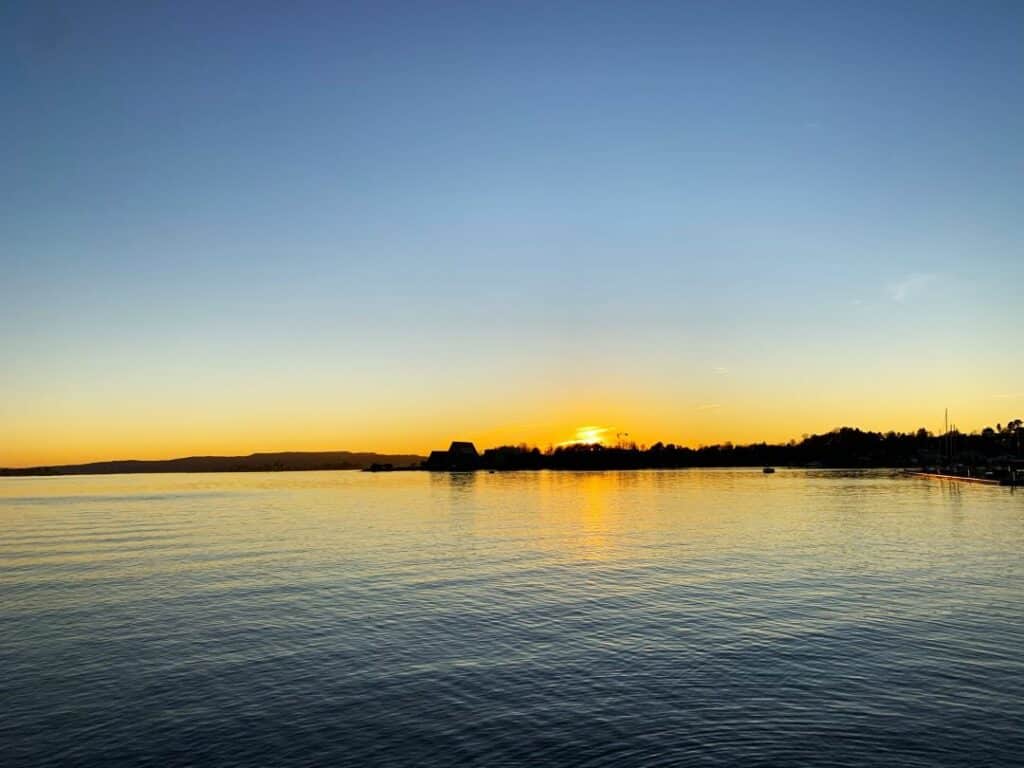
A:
[2,469,1022,767]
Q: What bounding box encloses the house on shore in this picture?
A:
[424,441,479,471]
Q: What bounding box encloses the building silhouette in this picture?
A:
[424,441,479,471]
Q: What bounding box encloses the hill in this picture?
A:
[0,451,426,477]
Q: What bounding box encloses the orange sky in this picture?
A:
[4,373,1020,467]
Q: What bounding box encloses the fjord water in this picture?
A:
[2,470,1022,767]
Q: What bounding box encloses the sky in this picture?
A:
[2,1,1023,466]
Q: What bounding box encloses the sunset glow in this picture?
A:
[560,426,611,447]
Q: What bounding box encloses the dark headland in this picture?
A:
[0,451,426,477]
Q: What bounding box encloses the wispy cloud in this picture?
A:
[991,392,1024,400]
[712,367,729,375]
[697,403,722,411]
[887,272,936,303]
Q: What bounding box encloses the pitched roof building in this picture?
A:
[423,441,479,471]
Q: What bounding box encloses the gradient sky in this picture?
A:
[3,1,1023,466]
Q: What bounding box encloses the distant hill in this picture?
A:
[0,451,426,477]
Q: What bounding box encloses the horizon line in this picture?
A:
[4,417,1021,471]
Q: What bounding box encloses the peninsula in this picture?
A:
[0,451,426,477]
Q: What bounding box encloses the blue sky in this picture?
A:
[2,1,1022,463]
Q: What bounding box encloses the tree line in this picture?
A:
[474,419,1024,471]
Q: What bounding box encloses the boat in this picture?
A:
[763,467,775,474]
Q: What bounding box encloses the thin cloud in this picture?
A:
[697,403,722,411]
[991,392,1024,400]
[712,367,729,375]
[557,426,613,446]
[887,272,936,303]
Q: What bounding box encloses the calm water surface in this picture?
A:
[2,469,1022,767]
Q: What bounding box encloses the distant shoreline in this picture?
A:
[0,451,425,478]
[5,420,1021,478]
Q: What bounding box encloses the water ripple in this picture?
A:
[1,469,1022,767]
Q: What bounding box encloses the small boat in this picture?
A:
[762,467,775,474]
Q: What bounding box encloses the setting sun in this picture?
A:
[562,426,610,446]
